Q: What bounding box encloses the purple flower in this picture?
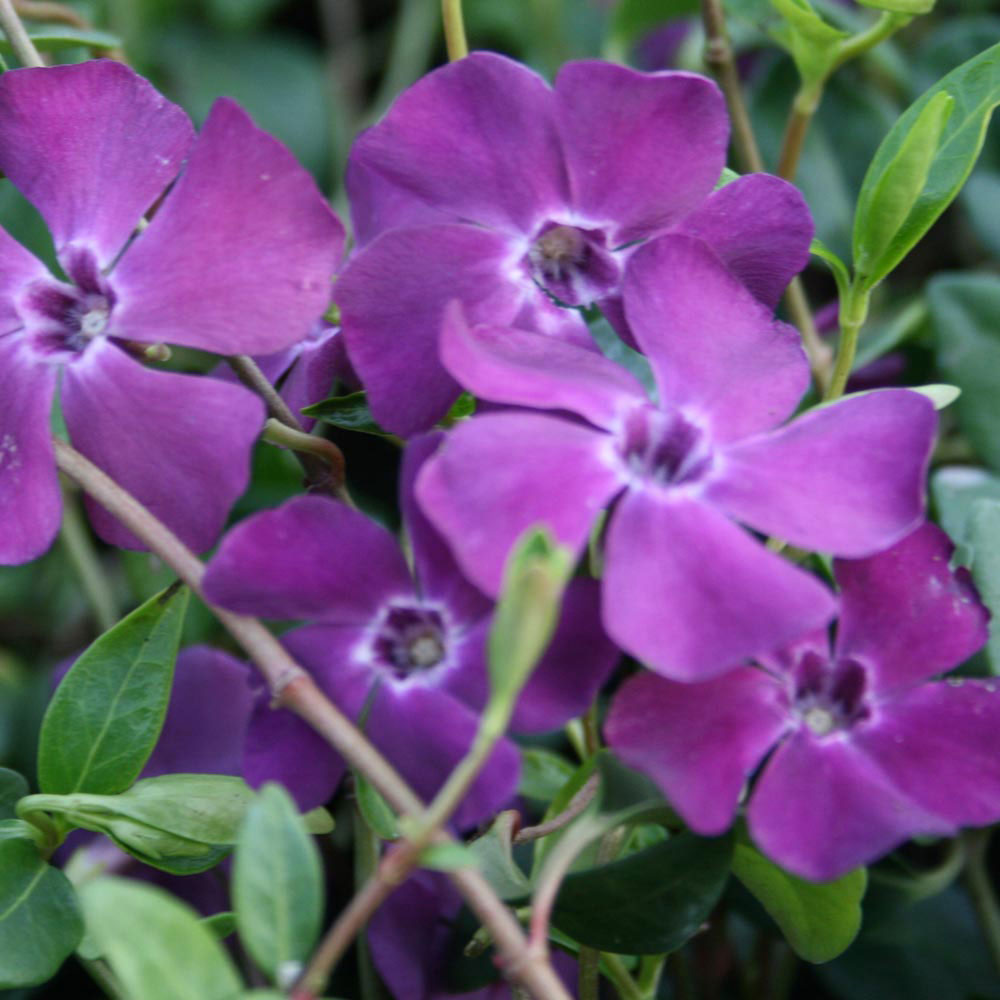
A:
[417,235,936,681]
[369,869,577,999]
[0,60,344,563]
[335,52,813,435]
[202,434,619,827]
[606,522,1000,881]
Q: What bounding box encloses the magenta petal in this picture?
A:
[61,343,264,552]
[510,578,621,732]
[369,683,520,828]
[347,52,566,243]
[336,223,530,436]
[440,301,646,430]
[111,98,343,355]
[748,729,952,881]
[0,338,61,564]
[0,61,194,268]
[835,523,989,691]
[401,433,491,624]
[0,229,49,334]
[417,412,623,596]
[606,668,789,833]
[707,390,936,556]
[203,495,412,623]
[675,173,813,307]
[142,646,253,778]
[554,63,727,245]
[853,682,1000,828]
[602,490,836,681]
[624,235,809,442]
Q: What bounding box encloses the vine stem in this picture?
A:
[0,0,43,66]
[962,828,1000,979]
[52,438,571,1000]
[442,0,468,61]
[59,488,118,633]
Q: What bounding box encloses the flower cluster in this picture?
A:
[5,44,1000,1000]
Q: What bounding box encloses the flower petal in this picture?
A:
[623,235,809,442]
[675,173,813,308]
[602,490,836,681]
[706,390,936,556]
[0,338,60,565]
[60,341,264,553]
[347,51,566,244]
[439,301,647,430]
[111,98,343,355]
[834,523,989,691]
[203,494,413,623]
[0,61,194,269]
[336,223,531,436]
[417,412,623,596]
[0,228,49,335]
[554,63,728,245]
[748,729,952,881]
[852,681,1000,828]
[606,667,789,833]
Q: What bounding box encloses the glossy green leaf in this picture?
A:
[233,783,323,981]
[932,466,1000,549]
[0,839,83,988]
[354,771,399,840]
[2,26,120,53]
[468,811,530,901]
[418,840,479,871]
[965,500,1000,674]
[928,273,1000,472]
[552,831,733,954]
[854,91,954,284]
[517,747,576,803]
[202,911,237,941]
[487,527,573,707]
[854,42,1000,289]
[23,774,258,874]
[611,0,699,44]
[37,585,189,796]
[733,842,866,962]
[302,391,390,436]
[81,877,241,1000]
[856,0,932,11]
[0,768,28,821]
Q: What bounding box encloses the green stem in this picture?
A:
[0,0,42,66]
[637,954,667,999]
[441,0,468,61]
[578,945,601,1000]
[834,11,908,69]
[353,806,385,1000]
[824,285,870,401]
[963,827,1000,979]
[60,490,118,633]
[601,953,644,1000]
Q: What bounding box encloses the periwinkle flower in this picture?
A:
[369,869,578,999]
[0,60,343,563]
[606,523,1000,881]
[202,434,619,827]
[418,235,936,680]
[335,52,813,435]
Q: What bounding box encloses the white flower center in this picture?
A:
[803,706,836,736]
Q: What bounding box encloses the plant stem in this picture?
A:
[637,954,667,999]
[0,0,42,65]
[823,286,869,401]
[699,0,764,174]
[14,1,86,28]
[963,827,1000,979]
[52,438,571,1000]
[514,771,600,844]
[227,354,350,503]
[786,278,833,394]
[442,0,468,61]
[59,489,117,633]
[353,806,384,1000]
[601,954,644,1000]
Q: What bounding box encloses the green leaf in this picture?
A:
[37,585,189,796]
[854,91,954,284]
[928,273,1000,472]
[354,771,399,840]
[810,238,852,305]
[0,768,28,821]
[487,528,573,708]
[932,466,1000,550]
[233,783,323,982]
[202,911,237,941]
[965,500,1000,674]
[302,391,390,436]
[80,877,242,1000]
[0,839,83,988]
[441,391,476,426]
[468,811,531,901]
[3,25,121,53]
[418,841,479,871]
[517,747,576,803]
[854,42,1000,288]
[23,774,258,875]
[856,0,932,12]
[552,831,733,954]
[611,0,699,45]
[733,842,866,962]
